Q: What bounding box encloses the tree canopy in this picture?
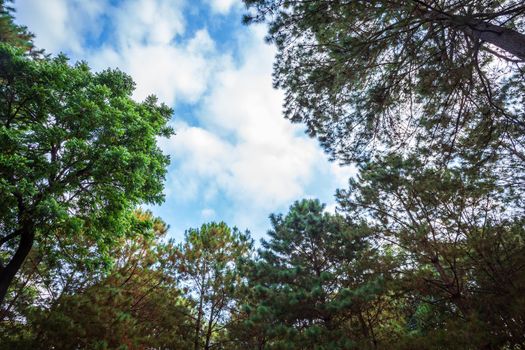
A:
[1,211,194,349]
[173,222,253,350]
[0,43,173,304]
[243,0,525,168]
[241,1,525,348]
[1,1,525,349]
[0,0,35,53]
[239,199,393,349]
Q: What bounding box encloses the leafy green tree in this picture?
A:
[0,44,173,306]
[240,199,397,349]
[243,0,525,168]
[1,212,128,324]
[173,222,253,350]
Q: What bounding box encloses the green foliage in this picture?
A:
[243,0,525,168]
[0,1,523,348]
[173,222,253,350]
[0,44,173,232]
[1,211,193,350]
[0,0,36,54]
[244,3,525,347]
[0,43,173,303]
[337,154,525,348]
[236,200,397,349]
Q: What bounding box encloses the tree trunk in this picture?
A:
[357,311,375,349]
[420,10,525,60]
[457,16,525,60]
[0,227,35,308]
[204,300,216,350]
[194,265,207,350]
[194,292,204,350]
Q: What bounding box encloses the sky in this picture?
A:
[14,0,353,241]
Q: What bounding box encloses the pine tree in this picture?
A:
[242,199,397,349]
[2,211,194,350]
[337,154,525,348]
[244,0,525,170]
[0,0,38,54]
[173,222,253,350]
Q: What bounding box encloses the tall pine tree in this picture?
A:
[241,200,397,349]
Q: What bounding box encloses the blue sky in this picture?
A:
[14,0,353,241]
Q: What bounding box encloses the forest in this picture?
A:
[1,0,524,349]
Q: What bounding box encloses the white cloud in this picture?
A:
[110,0,186,46]
[159,121,233,201]
[85,0,219,106]
[89,28,219,105]
[15,1,354,238]
[160,27,348,233]
[15,0,107,54]
[206,0,240,14]
[201,208,216,219]
[16,0,218,106]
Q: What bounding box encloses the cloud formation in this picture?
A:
[15,0,107,54]
[160,27,352,234]
[84,0,220,106]
[89,28,219,105]
[14,0,352,238]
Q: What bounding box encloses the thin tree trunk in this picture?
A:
[0,227,35,308]
[204,298,217,350]
[194,291,204,350]
[357,311,375,349]
[194,264,207,350]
